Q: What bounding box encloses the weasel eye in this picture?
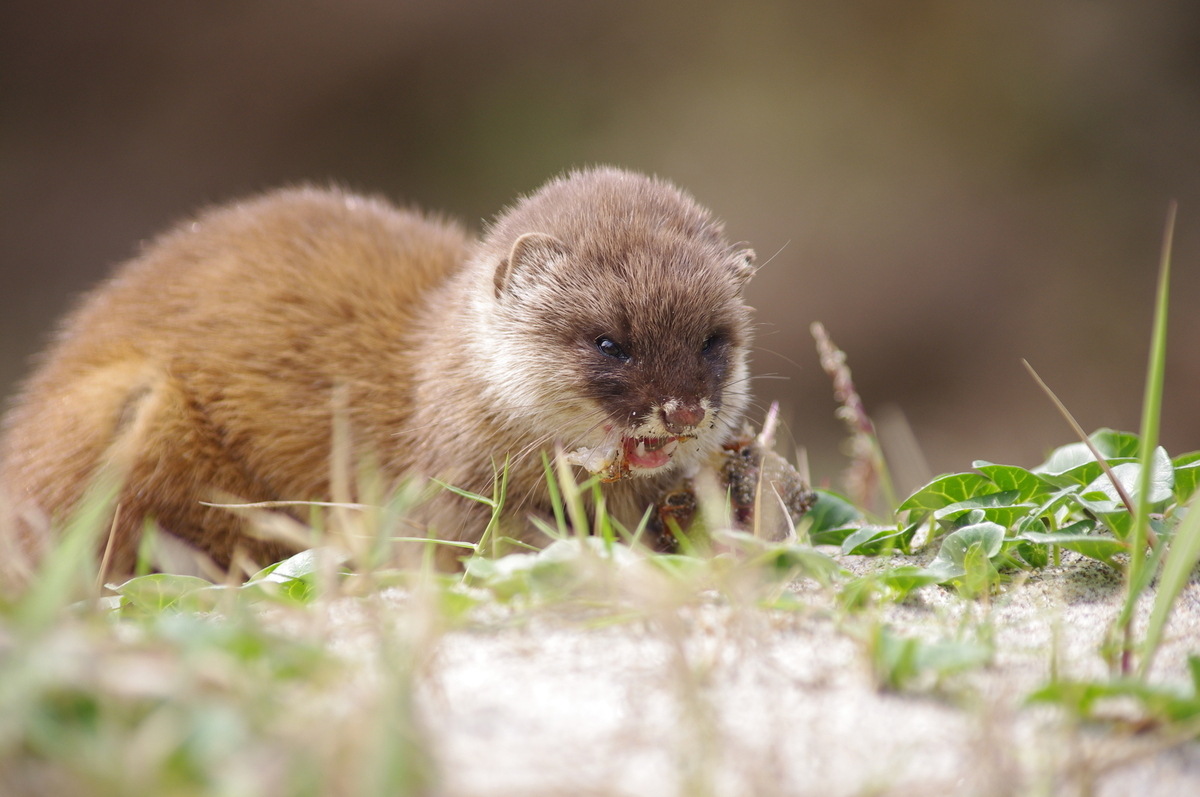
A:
[595,336,629,361]
[702,334,721,353]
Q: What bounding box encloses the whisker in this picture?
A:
[758,240,790,270]
[752,345,803,370]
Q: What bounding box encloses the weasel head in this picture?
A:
[470,167,756,480]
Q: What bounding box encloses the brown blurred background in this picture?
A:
[2,0,1198,495]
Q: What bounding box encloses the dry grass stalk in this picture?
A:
[811,321,895,514]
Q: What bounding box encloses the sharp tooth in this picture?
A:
[662,440,679,457]
[636,440,647,458]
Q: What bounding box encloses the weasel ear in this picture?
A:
[494,232,569,298]
[729,248,756,290]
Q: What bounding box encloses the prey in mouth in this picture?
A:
[565,400,711,481]
[566,431,692,482]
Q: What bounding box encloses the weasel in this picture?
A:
[0,167,760,576]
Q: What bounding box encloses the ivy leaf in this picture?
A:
[752,545,843,586]
[1033,458,1138,489]
[110,574,221,614]
[805,490,866,546]
[1080,448,1174,506]
[959,539,1000,598]
[877,565,943,599]
[897,473,994,513]
[1089,429,1143,458]
[932,490,1035,529]
[973,462,1056,502]
[1034,443,1095,475]
[246,548,344,583]
[1016,540,1049,568]
[1172,452,1200,505]
[923,521,1005,583]
[1016,486,1083,533]
[1033,429,1141,487]
[841,524,913,555]
[242,548,346,605]
[1018,529,1128,568]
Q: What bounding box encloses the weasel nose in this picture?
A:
[662,402,705,434]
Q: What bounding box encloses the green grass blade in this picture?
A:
[541,450,568,536]
[15,473,120,631]
[1139,498,1200,678]
[554,446,590,539]
[1115,201,1175,675]
[1129,201,1174,583]
[432,480,495,506]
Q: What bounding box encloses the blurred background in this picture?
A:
[2,0,1198,495]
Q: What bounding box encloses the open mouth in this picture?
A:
[565,431,693,481]
[622,435,683,471]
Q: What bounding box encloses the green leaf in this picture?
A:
[246,548,348,585]
[805,490,867,546]
[932,491,1035,529]
[1072,489,1137,540]
[1029,679,1200,723]
[1015,540,1049,568]
[808,525,864,547]
[242,549,349,604]
[1012,486,1084,535]
[871,624,992,691]
[934,490,1020,515]
[840,524,911,555]
[1090,429,1143,459]
[239,576,316,605]
[110,574,221,614]
[805,489,865,533]
[897,473,994,513]
[246,560,283,582]
[1074,489,1127,517]
[1171,452,1200,505]
[877,565,943,599]
[914,638,993,676]
[959,540,1000,598]
[464,539,640,601]
[1034,429,1140,471]
[923,521,1005,583]
[1016,518,1097,539]
[1033,458,1138,489]
[753,545,843,586]
[871,625,920,691]
[1018,530,1128,568]
[973,462,1056,502]
[1032,430,1141,487]
[1027,681,1107,715]
[462,551,537,599]
[1081,449,1174,506]
[838,575,879,611]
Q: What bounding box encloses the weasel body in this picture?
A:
[0,168,756,573]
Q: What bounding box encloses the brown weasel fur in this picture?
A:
[0,167,756,575]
